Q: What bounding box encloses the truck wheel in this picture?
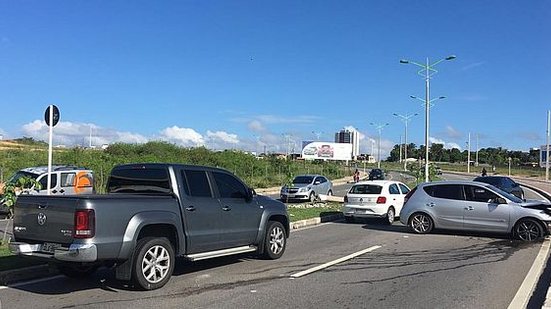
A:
[262,221,286,260]
[132,237,175,290]
[58,263,99,278]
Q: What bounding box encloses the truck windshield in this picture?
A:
[7,171,39,186]
[107,168,172,194]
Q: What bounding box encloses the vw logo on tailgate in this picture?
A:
[37,213,47,225]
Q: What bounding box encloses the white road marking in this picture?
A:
[508,238,551,309]
[290,245,382,278]
[0,275,64,290]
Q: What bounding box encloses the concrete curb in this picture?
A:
[291,213,343,230]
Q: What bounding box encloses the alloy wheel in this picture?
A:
[410,213,432,233]
[141,245,171,284]
[269,226,285,255]
[516,220,541,241]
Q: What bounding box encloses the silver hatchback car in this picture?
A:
[399,181,551,241]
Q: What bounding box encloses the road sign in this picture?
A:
[44,105,60,127]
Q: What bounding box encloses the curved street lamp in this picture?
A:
[370,122,389,169]
[400,55,456,182]
[393,112,418,171]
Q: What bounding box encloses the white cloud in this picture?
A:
[248,120,265,132]
[206,130,239,144]
[21,120,148,146]
[445,126,462,139]
[461,61,485,71]
[430,137,461,150]
[342,125,366,140]
[159,126,204,146]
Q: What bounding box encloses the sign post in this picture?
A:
[44,105,60,195]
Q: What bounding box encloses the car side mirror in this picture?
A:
[314,181,321,185]
[245,188,255,202]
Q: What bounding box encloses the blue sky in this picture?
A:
[0,1,550,157]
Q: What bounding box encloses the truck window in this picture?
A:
[61,173,76,187]
[38,174,58,190]
[213,172,247,199]
[108,168,171,194]
[184,170,212,197]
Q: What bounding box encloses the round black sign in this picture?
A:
[44,105,60,127]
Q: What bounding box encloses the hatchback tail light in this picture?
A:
[74,209,95,238]
[344,195,348,203]
[376,196,386,204]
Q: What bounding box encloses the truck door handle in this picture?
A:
[51,190,58,194]
[426,202,435,207]
[59,189,65,194]
[222,206,231,211]
[185,206,196,212]
[465,206,474,211]
[38,204,48,209]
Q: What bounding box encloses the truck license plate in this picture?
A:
[41,242,61,253]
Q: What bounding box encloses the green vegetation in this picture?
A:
[0,141,355,193]
[287,202,342,222]
[0,244,45,271]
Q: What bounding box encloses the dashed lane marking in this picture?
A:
[290,245,382,278]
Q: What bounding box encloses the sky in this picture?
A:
[0,1,550,158]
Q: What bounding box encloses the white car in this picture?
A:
[342,180,411,224]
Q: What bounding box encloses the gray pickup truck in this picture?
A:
[9,163,289,290]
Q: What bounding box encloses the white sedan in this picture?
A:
[342,180,411,224]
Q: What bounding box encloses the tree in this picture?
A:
[1,176,40,244]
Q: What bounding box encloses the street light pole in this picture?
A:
[370,123,389,169]
[400,55,456,182]
[467,132,471,174]
[393,112,418,171]
[546,110,550,181]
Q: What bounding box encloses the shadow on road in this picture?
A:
[9,254,257,295]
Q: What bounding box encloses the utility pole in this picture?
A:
[475,133,479,167]
[467,133,471,174]
[546,110,550,181]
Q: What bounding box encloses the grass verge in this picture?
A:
[0,243,45,272]
[287,202,342,222]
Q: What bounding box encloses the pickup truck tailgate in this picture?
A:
[13,195,79,244]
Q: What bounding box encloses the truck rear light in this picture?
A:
[376,196,387,204]
[74,209,95,238]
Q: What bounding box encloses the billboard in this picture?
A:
[301,142,352,161]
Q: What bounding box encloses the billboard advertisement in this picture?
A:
[301,142,352,161]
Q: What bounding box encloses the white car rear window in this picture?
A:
[350,185,382,194]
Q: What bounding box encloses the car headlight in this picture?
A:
[299,187,307,192]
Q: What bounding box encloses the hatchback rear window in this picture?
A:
[350,185,382,194]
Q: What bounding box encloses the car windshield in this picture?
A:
[293,176,314,184]
[7,171,39,185]
[350,184,382,194]
[486,185,523,203]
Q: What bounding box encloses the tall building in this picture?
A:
[335,129,360,159]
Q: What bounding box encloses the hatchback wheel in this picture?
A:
[514,219,542,241]
[409,213,433,234]
[385,207,395,225]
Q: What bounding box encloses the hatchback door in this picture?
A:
[463,185,510,232]
[422,184,465,229]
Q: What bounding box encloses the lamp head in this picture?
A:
[399,59,409,64]
[445,55,457,61]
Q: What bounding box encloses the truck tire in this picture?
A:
[57,263,99,278]
[132,237,175,290]
[262,221,287,260]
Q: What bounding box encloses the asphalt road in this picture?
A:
[0,220,541,309]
